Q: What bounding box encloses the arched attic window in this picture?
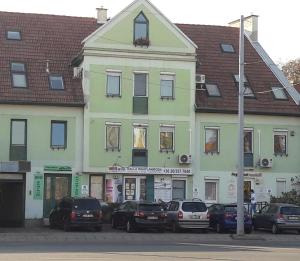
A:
[133,12,149,46]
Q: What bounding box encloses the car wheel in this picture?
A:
[126,220,135,233]
[216,223,223,233]
[271,223,280,234]
[172,222,179,233]
[95,226,102,232]
[63,220,71,232]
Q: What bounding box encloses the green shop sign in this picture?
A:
[72,176,81,197]
[44,165,72,172]
[33,174,44,200]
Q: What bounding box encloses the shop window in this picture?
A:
[274,130,288,156]
[172,180,186,200]
[51,121,67,149]
[160,125,174,152]
[205,127,219,154]
[160,74,175,99]
[106,71,121,96]
[90,176,104,200]
[205,181,218,202]
[106,123,121,151]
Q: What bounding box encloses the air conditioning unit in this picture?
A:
[196,74,205,84]
[73,67,82,79]
[178,154,192,164]
[260,158,273,168]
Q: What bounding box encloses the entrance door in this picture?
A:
[172,180,186,200]
[124,177,146,201]
[244,181,251,203]
[0,176,25,227]
[43,174,71,218]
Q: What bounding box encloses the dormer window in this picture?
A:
[233,74,255,98]
[49,75,64,90]
[272,87,288,100]
[133,12,149,46]
[221,43,235,53]
[11,62,27,88]
[7,30,21,40]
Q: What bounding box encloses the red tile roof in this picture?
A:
[177,24,300,116]
[0,11,98,106]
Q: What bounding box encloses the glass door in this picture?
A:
[124,177,147,201]
[124,178,136,200]
[43,174,71,218]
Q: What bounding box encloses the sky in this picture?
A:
[1,0,299,64]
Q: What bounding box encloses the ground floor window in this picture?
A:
[90,175,104,200]
[205,180,218,202]
[172,180,186,200]
[276,179,286,197]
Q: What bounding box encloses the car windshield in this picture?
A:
[182,202,207,212]
[139,204,163,211]
[73,199,101,210]
[281,207,300,215]
[224,206,248,213]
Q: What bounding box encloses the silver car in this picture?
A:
[167,199,209,232]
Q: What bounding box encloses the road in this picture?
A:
[0,231,300,261]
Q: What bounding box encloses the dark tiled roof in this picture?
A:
[295,84,300,93]
[0,11,98,106]
[177,24,300,116]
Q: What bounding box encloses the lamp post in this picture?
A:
[237,15,245,236]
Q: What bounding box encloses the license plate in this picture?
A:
[83,214,93,218]
[191,215,200,219]
[288,216,299,220]
[147,216,158,220]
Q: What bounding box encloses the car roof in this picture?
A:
[270,203,300,207]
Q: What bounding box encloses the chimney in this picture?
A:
[229,15,259,42]
[96,6,108,24]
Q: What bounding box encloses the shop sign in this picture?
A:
[44,165,72,172]
[231,172,262,178]
[72,175,81,197]
[33,174,43,200]
[107,166,192,175]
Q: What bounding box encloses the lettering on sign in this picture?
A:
[33,174,43,200]
[107,166,192,175]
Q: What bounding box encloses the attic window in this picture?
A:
[206,84,221,97]
[11,62,27,88]
[7,30,21,40]
[49,75,64,90]
[272,87,288,100]
[221,44,235,53]
[234,74,255,97]
[133,12,149,46]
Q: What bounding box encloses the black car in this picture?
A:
[253,203,300,234]
[111,201,167,232]
[208,204,252,233]
[49,197,103,231]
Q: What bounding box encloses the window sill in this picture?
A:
[205,151,220,155]
[106,94,121,98]
[51,146,66,150]
[105,148,121,152]
[160,97,175,100]
[160,149,175,153]
[274,153,288,157]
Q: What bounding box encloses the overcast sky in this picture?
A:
[2,0,299,64]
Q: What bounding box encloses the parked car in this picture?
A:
[111,201,167,232]
[208,204,252,233]
[167,199,209,232]
[253,203,300,234]
[49,197,102,232]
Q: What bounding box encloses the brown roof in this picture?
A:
[0,11,98,106]
[177,24,300,116]
[295,84,300,93]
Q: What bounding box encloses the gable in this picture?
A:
[83,0,196,54]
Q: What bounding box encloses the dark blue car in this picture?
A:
[208,204,252,233]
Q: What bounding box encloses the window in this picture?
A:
[106,71,121,96]
[221,43,235,53]
[11,120,26,146]
[274,130,288,155]
[51,121,67,149]
[134,12,149,41]
[206,84,221,97]
[49,75,64,90]
[134,73,147,96]
[133,126,147,149]
[160,74,174,99]
[160,126,174,152]
[205,181,218,202]
[172,180,186,200]
[11,62,27,88]
[7,30,21,40]
[244,130,253,153]
[272,87,288,100]
[276,179,286,197]
[234,74,255,97]
[205,128,219,154]
[106,123,120,150]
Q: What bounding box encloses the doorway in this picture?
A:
[244,181,252,203]
[124,176,146,201]
[43,174,71,218]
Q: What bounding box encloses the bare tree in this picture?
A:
[282,58,300,84]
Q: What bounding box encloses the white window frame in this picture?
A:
[204,127,220,154]
[273,129,288,156]
[204,178,219,203]
[133,71,148,97]
[159,124,175,152]
[106,70,121,97]
[105,122,121,151]
[160,73,175,99]
[276,178,286,197]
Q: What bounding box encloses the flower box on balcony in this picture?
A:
[133,38,150,47]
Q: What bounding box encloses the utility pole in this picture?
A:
[237,15,245,236]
